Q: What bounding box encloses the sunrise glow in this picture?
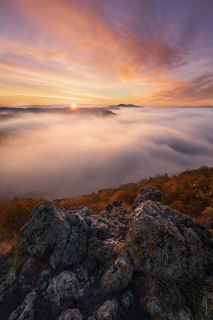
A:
[0,0,213,107]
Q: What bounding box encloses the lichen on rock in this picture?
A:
[57,308,83,320]
[1,186,213,320]
[46,271,83,314]
[8,291,37,320]
[132,186,163,209]
[97,300,119,320]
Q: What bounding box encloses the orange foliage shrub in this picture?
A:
[1,165,213,245]
[0,198,43,243]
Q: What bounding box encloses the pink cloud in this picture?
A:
[152,72,213,102]
[14,0,202,80]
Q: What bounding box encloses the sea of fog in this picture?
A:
[0,107,213,200]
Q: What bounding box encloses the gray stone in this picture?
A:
[76,266,89,283]
[102,250,133,293]
[19,201,71,261]
[141,294,192,320]
[57,308,83,320]
[41,268,52,279]
[6,272,17,287]
[97,300,119,320]
[8,291,37,320]
[18,202,127,269]
[99,211,110,219]
[46,271,82,314]
[106,200,123,212]
[127,200,207,277]
[121,290,134,309]
[8,188,211,320]
[132,186,162,209]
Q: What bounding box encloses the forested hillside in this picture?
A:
[1,165,213,251]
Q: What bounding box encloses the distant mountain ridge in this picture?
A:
[107,103,143,109]
[0,106,114,117]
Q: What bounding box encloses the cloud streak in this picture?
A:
[152,73,213,102]
[16,0,202,77]
[0,0,213,105]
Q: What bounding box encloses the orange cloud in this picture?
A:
[152,72,213,103]
[1,0,213,106]
[16,0,201,80]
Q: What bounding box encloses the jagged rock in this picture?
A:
[75,266,89,283]
[49,208,89,269]
[121,290,134,309]
[141,294,192,320]
[2,186,213,320]
[0,271,18,300]
[102,249,133,293]
[106,200,123,212]
[8,291,37,320]
[6,271,17,287]
[19,202,127,269]
[40,268,52,280]
[85,213,127,262]
[57,308,83,320]
[132,186,162,209]
[19,201,73,266]
[97,300,119,320]
[99,211,110,219]
[46,271,83,314]
[127,200,208,277]
[87,239,119,262]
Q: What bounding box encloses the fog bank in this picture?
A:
[1,107,213,200]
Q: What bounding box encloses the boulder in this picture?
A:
[121,290,134,310]
[49,208,89,269]
[102,249,133,293]
[97,300,119,320]
[19,201,70,260]
[127,200,208,277]
[132,186,162,209]
[106,200,123,212]
[141,294,192,320]
[2,186,212,320]
[46,271,83,314]
[57,308,83,320]
[8,291,37,320]
[18,202,127,269]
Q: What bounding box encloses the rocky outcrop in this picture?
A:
[0,186,213,320]
[101,249,133,293]
[127,200,208,277]
[132,186,162,209]
[19,203,127,270]
[46,271,84,314]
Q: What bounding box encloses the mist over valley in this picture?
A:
[1,107,213,200]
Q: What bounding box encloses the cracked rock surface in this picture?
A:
[0,186,213,320]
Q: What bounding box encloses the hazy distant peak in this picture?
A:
[0,106,115,117]
[107,104,143,109]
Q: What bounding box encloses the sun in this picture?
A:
[71,104,76,108]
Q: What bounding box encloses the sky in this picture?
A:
[1,0,213,107]
[1,107,213,200]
